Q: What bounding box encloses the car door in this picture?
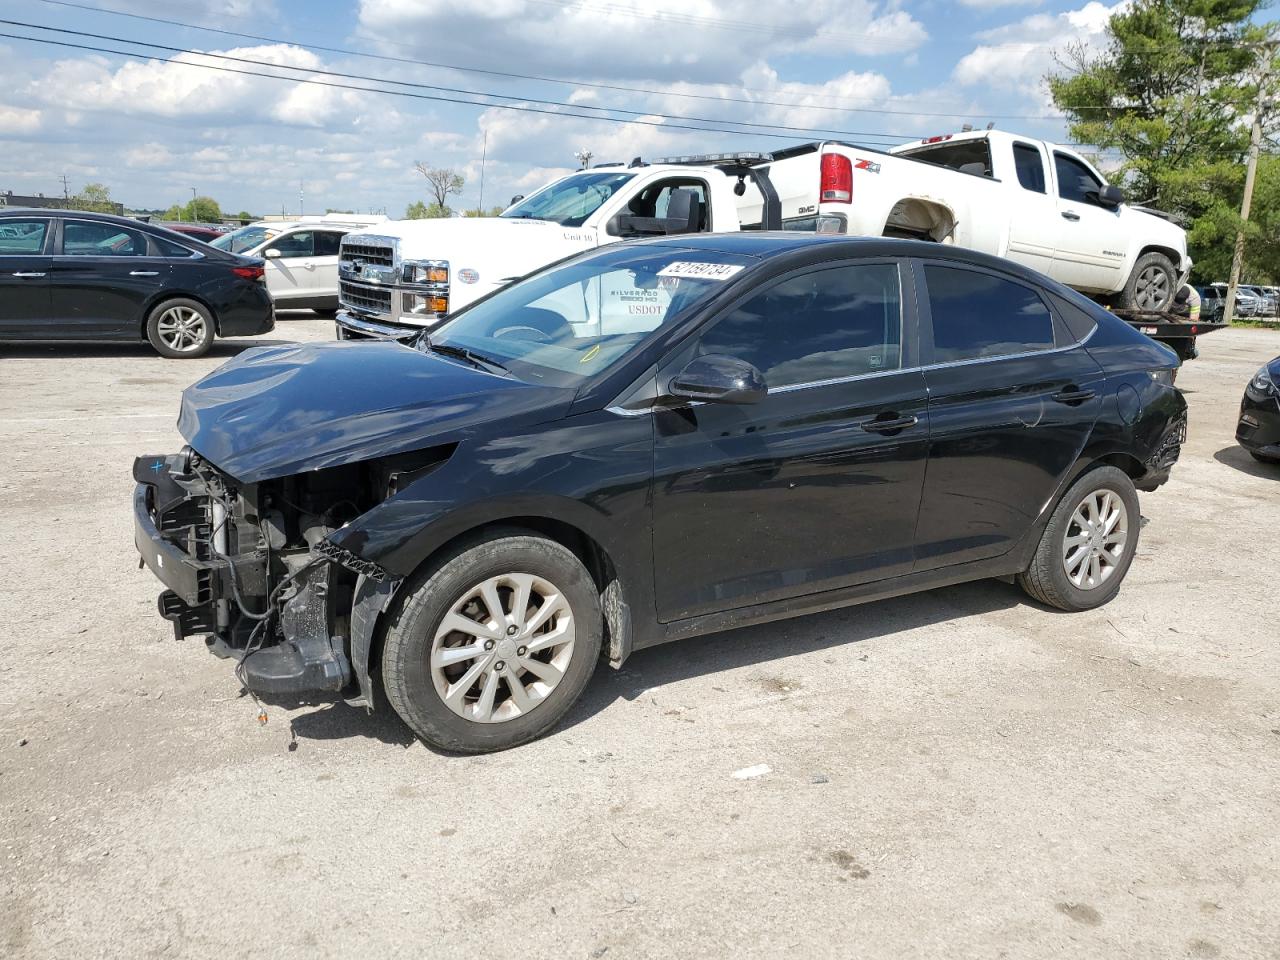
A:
[1050,152,1126,293]
[0,217,53,339]
[912,261,1106,571]
[50,218,171,338]
[1002,141,1058,276]
[310,229,347,305]
[650,259,929,622]
[263,229,315,304]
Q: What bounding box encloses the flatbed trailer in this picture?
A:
[1110,309,1228,363]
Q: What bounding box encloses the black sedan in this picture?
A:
[0,209,273,358]
[1236,355,1280,464]
[133,234,1187,753]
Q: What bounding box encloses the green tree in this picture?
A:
[462,206,507,217]
[413,161,464,214]
[184,196,223,223]
[405,200,452,219]
[1047,0,1277,282]
[69,182,116,213]
[236,210,253,221]
[161,204,184,221]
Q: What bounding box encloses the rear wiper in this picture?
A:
[426,340,510,376]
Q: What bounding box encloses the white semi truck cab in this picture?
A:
[336,156,779,339]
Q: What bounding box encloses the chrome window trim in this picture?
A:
[769,363,921,395]
[923,317,1097,372]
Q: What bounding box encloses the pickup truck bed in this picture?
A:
[1111,309,1228,363]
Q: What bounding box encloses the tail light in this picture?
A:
[232,265,264,281]
[820,153,852,204]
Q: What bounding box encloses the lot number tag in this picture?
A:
[657,262,745,281]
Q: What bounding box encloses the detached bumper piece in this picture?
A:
[133,453,352,697]
[1137,415,1187,491]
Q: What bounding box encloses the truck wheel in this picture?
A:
[1017,466,1141,612]
[1118,252,1177,312]
[146,299,215,358]
[381,531,602,753]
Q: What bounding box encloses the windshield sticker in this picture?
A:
[657,262,745,281]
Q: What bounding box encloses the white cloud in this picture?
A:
[952,1,1123,96]
[356,0,928,83]
[957,0,1043,8]
[0,104,41,134]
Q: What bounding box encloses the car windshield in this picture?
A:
[424,245,755,387]
[500,172,635,227]
[209,225,275,253]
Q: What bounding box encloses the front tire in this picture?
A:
[146,298,215,358]
[1018,466,1141,611]
[381,532,602,753]
[1117,252,1177,313]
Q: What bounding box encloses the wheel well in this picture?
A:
[883,198,957,243]
[365,517,627,699]
[1136,244,1184,276]
[1086,452,1145,480]
[138,293,220,339]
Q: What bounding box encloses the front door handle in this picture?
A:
[1061,210,1081,222]
[861,413,919,434]
[1052,387,1095,405]
[12,271,46,278]
[129,270,160,277]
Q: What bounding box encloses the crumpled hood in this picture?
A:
[178,341,574,483]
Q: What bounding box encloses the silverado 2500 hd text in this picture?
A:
[336,130,1189,339]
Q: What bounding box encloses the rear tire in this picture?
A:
[1018,466,1141,612]
[145,298,214,358]
[381,531,602,753]
[1117,252,1177,313]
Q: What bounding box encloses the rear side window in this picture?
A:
[1013,143,1046,194]
[0,219,48,254]
[903,139,993,178]
[62,221,148,257]
[314,231,345,256]
[925,265,1054,363]
[155,236,196,258]
[696,263,902,387]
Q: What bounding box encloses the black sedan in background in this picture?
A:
[134,234,1189,753]
[0,209,273,358]
[1237,355,1280,463]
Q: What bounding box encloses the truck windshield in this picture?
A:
[209,225,275,253]
[424,245,754,387]
[500,172,635,227]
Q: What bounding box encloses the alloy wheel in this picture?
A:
[429,572,576,723]
[1061,489,1129,590]
[1134,266,1169,311]
[156,306,208,353]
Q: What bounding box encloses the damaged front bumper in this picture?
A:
[132,451,353,697]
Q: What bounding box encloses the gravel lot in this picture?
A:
[2,320,1278,959]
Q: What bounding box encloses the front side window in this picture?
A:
[269,231,315,258]
[209,225,274,253]
[500,172,636,227]
[0,219,48,254]
[429,246,755,387]
[625,179,710,231]
[62,221,147,257]
[926,265,1054,363]
[1054,153,1105,205]
[694,264,902,388]
[1013,143,1046,194]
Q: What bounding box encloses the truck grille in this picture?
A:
[340,279,393,316]
[341,241,394,267]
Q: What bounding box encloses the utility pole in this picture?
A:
[478,129,488,212]
[1225,115,1262,324]
[299,181,305,217]
[59,174,70,200]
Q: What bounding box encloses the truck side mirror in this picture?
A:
[1098,184,1124,208]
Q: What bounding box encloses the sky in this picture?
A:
[0,0,1130,218]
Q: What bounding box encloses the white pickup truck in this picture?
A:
[336,129,1189,339]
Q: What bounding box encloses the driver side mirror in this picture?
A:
[264,248,282,259]
[668,355,767,405]
[1097,184,1124,208]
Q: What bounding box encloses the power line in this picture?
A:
[0,30,909,143]
[0,18,915,142]
[26,0,1082,120]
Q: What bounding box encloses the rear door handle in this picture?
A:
[12,271,46,278]
[1052,387,1095,405]
[129,270,160,277]
[861,414,919,434]
[1061,211,1081,222]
